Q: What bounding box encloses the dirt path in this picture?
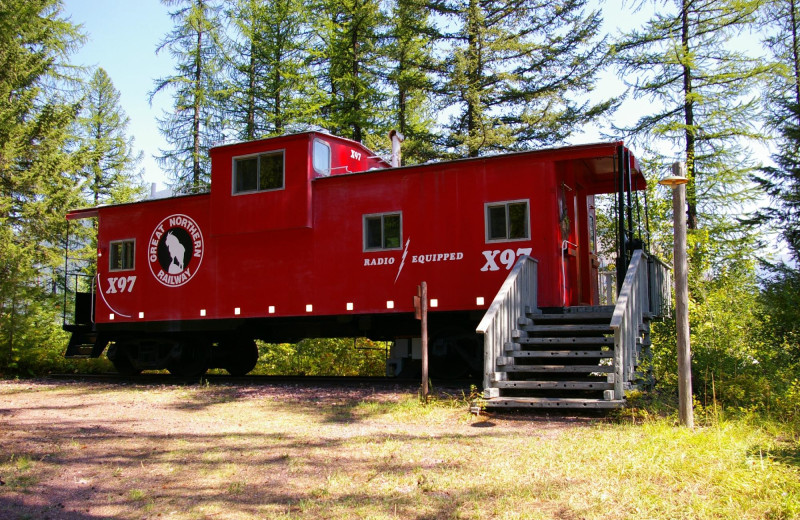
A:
[0,379,594,520]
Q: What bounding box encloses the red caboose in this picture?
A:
[63,131,646,378]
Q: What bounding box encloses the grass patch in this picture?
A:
[0,454,38,491]
[127,488,147,501]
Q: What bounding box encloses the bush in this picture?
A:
[253,338,388,376]
[0,297,113,377]
[648,265,800,433]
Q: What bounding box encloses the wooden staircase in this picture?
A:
[477,251,667,410]
[486,306,648,409]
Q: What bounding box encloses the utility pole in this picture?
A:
[660,162,694,428]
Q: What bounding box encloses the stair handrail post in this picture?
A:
[610,249,645,400]
[477,255,539,398]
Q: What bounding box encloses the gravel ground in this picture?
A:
[0,378,597,520]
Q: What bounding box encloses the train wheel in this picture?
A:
[224,337,259,376]
[167,342,210,378]
[107,342,142,376]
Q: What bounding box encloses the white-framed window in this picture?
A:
[233,150,284,194]
[485,200,530,242]
[313,139,331,177]
[364,212,402,250]
[109,239,135,271]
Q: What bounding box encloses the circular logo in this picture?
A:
[148,214,204,287]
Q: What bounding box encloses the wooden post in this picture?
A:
[415,282,429,402]
[660,164,694,428]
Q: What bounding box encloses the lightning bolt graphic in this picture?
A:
[394,237,411,284]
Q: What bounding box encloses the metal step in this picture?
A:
[64,329,97,358]
[482,397,625,409]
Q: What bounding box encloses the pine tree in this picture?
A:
[752,0,800,262]
[151,0,226,192]
[437,0,614,158]
[612,0,771,266]
[0,0,86,368]
[225,0,317,140]
[750,1,800,380]
[312,0,389,145]
[383,0,439,164]
[76,68,144,206]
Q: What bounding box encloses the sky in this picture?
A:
[63,0,176,189]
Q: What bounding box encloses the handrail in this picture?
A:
[609,249,648,400]
[476,255,539,398]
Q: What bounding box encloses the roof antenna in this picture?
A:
[389,130,405,167]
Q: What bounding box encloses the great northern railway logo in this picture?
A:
[148,214,204,287]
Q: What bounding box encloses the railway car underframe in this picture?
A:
[61,134,655,381]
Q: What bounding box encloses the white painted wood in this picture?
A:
[477,256,539,394]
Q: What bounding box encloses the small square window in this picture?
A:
[486,200,529,241]
[109,240,135,271]
[233,151,284,193]
[364,213,402,250]
[313,139,331,176]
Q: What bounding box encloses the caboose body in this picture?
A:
[64,131,646,378]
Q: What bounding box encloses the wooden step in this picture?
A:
[562,305,615,314]
[517,336,614,346]
[503,350,612,358]
[482,397,625,409]
[528,312,613,322]
[493,380,613,390]
[498,364,614,373]
[523,324,613,333]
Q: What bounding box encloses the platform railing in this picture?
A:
[476,256,539,398]
[599,270,616,306]
[609,249,649,400]
[62,272,95,329]
[647,255,672,319]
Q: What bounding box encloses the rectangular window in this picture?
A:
[364,213,402,250]
[486,200,529,241]
[233,150,284,193]
[109,240,135,271]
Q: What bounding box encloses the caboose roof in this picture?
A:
[313,140,646,195]
[65,192,208,220]
[66,136,644,221]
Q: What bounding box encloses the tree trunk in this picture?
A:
[682,0,698,230]
[791,0,800,109]
[247,39,256,140]
[192,0,204,188]
[466,0,482,158]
